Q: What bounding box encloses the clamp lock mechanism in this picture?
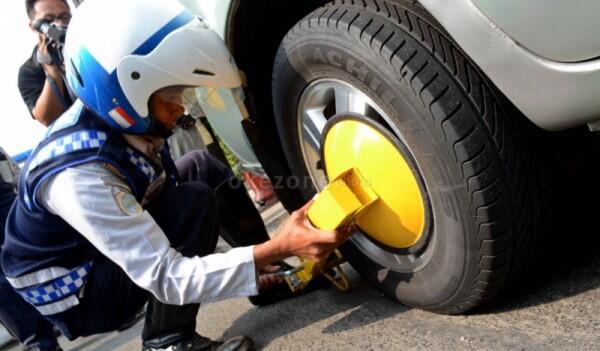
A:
[276,167,380,293]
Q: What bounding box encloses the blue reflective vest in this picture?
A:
[0,101,177,316]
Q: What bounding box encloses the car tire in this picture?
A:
[272,0,544,314]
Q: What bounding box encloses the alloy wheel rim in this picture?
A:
[296,78,434,272]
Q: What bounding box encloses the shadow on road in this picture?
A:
[478,129,600,314]
[67,322,142,351]
[222,268,408,349]
[478,245,599,315]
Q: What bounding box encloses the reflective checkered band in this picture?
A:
[28,130,108,173]
[17,262,93,308]
[35,295,80,316]
[6,266,71,289]
[126,148,157,182]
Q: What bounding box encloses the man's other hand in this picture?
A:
[253,200,353,269]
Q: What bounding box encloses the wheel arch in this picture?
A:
[226,0,331,132]
[224,0,331,210]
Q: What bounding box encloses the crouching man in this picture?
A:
[1,1,351,350]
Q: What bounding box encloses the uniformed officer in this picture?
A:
[0,147,61,351]
[1,1,350,351]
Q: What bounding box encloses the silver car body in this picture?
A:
[64,0,600,166]
[181,0,600,137]
[178,0,230,39]
[421,0,600,131]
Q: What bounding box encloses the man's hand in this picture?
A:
[36,36,62,71]
[253,200,353,269]
[31,36,67,126]
[274,200,353,261]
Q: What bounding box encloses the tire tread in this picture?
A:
[275,0,543,314]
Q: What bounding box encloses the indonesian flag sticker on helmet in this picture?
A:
[108,107,136,129]
[64,0,242,134]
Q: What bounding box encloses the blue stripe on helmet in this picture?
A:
[134,10,195,56]
[69,47,151,134]
[68,10,194,134]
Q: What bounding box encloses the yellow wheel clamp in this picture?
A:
[276,113,426,294]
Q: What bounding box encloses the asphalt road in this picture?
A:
[3,203,599,351]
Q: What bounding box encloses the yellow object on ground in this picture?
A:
[284,249,350,293]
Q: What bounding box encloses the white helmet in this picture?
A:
[64,0,242,133]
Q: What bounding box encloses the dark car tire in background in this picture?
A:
[272,0,545,314]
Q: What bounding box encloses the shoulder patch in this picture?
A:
[112,189,143,216]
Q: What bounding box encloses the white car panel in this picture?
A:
[178,0,231,39]
[420,0,600,130]
[474,0,600,63]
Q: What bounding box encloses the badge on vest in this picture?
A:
[112,188,143,216]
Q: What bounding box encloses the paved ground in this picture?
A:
[3,202,599,351]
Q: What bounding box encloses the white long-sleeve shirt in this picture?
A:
[40,161,258,305]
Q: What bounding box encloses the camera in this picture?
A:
[32,19,67,64]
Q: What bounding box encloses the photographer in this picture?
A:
[18,0,72,127]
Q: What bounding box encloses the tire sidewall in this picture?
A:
[273,25,483,310]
